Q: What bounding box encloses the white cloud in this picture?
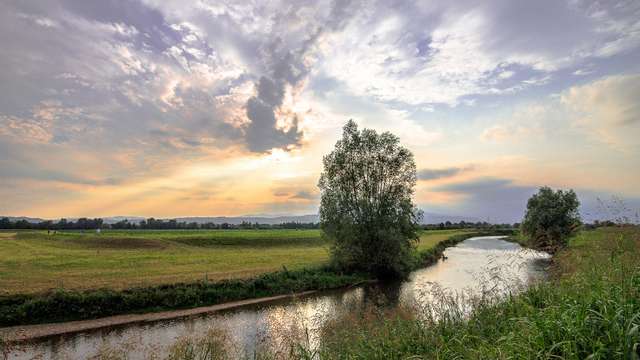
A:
[0,115,53,143]
[16,13,60,28]
[321,9,497,106]
[561,74,640,147]
[479,73,640,150]
[319,0,640,107]
[481,123,544,143]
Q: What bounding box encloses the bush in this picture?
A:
[521,186,581,253]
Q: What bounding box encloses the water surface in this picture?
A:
[7,236,549,359]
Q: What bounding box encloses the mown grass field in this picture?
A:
[0,229,469,295]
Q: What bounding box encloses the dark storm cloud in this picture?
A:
[242,0,359,152]
[245,95,302,152]
[242,68,302,153]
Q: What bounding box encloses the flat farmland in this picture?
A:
[0,229,469,295]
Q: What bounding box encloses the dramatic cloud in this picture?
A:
[321,0,640,107]
[1,0,639,218]
[239,1,359,152]
[244,77,303,152]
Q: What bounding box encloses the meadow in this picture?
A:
[0,229,469,295]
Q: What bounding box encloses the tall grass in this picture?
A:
[305,227,640,359]
[167,328,236,360]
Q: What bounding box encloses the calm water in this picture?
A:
[7,236,550,359]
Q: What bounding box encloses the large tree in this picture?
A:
[318,120,421,278]
[521,186,581,253]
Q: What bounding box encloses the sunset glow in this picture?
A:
[1,0,639,222]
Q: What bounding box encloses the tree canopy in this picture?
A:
[318,120,421,277]
[521,186,581,253]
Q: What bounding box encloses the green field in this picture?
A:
[0,229,469,295]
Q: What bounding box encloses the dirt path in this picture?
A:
[0,291,317,343]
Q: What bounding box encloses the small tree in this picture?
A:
[521,186,581,253]
[318,120,421,278]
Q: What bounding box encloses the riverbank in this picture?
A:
[0,290,327,343]
[300,227,640,359]
[0,230,499,328]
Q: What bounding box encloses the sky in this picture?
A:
[1,0,639,223]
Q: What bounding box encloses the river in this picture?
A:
[6,236,550,359]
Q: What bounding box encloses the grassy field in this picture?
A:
[0,229,469,295]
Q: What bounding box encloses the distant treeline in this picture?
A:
[0,217,621,231]
[582,219,618,229]
[422,219,631,231]
[0,217,512,231]
[0,217,105,230]
[0,217,320,230]
[111,219,321,230]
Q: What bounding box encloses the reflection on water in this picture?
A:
[7,236,549,359]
